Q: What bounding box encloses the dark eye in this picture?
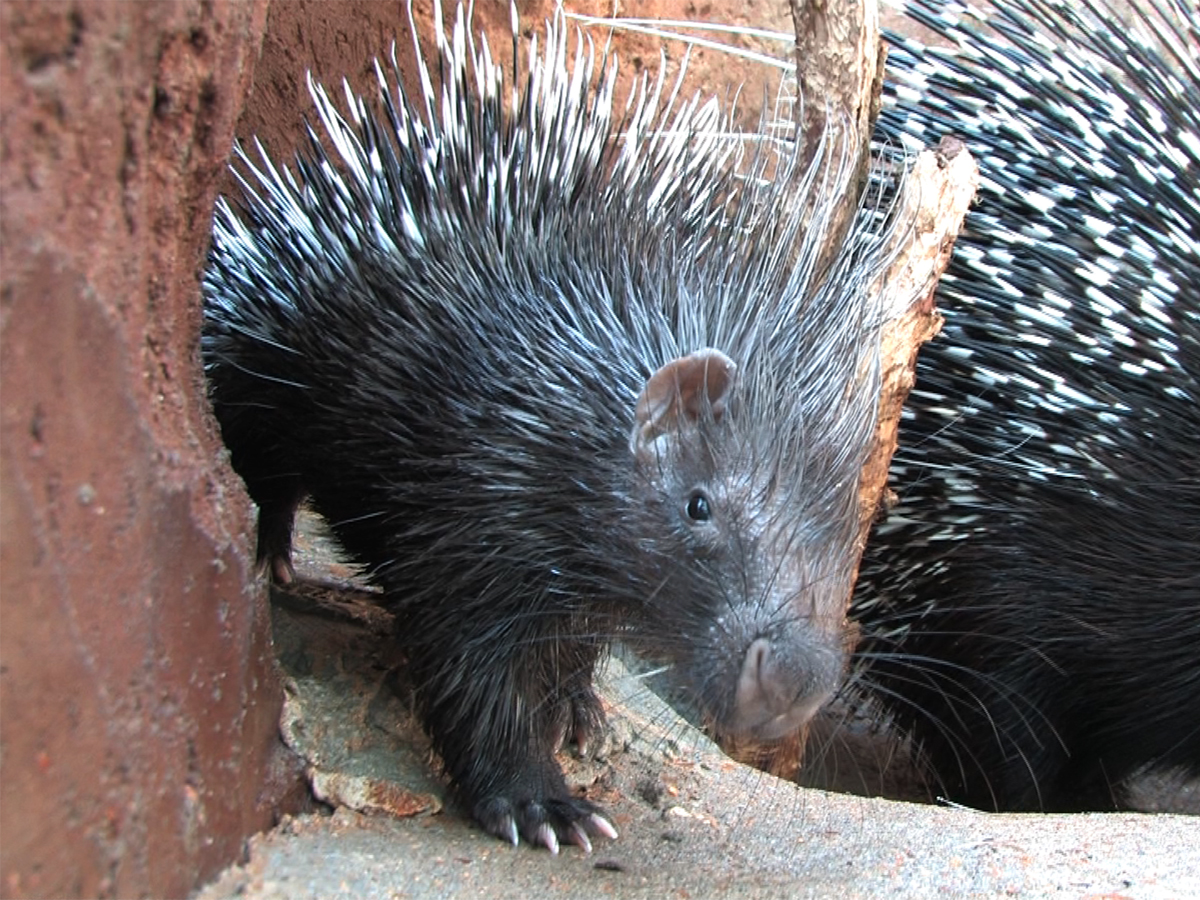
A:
[685,491,712,523]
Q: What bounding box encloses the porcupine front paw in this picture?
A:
[472,764,618,854]
[424,639,615,851]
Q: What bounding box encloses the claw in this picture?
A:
[535,822,560,855]
[505,817,520,848]
[267,553,295,585]
[587,813,619,841]
[567,822,593,854]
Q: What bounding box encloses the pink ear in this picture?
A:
[630,348,737,459]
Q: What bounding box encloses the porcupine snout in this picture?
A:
[731,628,842,739]
[707,543,850,741]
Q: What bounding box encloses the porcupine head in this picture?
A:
[202,0,895,853]
[628,349,858,744]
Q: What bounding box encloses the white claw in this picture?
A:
[535,822,560,855]
[270,554,295,585]
[568,823,593,854]
[588,813,619,841]
[505,818,520,848]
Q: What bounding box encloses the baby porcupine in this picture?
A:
[203,1,904,849]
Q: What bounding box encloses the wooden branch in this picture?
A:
[790,0,888,262]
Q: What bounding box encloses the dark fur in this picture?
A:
[203,3,899,846]
[849,0,1200,811]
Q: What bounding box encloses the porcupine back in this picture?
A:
[847,0,1200,811]
[203,1,902,847]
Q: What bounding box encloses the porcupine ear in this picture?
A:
[630,348,737,462]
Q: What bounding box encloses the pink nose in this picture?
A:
[729,637,837,740]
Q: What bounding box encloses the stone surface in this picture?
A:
[0,2,304,897]
[197,596,1200,900]
[195,789,1200,900]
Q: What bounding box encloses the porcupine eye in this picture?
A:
[685,491,712,523]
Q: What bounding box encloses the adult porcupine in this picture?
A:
[203,1,903,849]
[845,0,1200,812]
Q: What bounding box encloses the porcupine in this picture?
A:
[839,0,1200,812]
[202,0,903,849]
